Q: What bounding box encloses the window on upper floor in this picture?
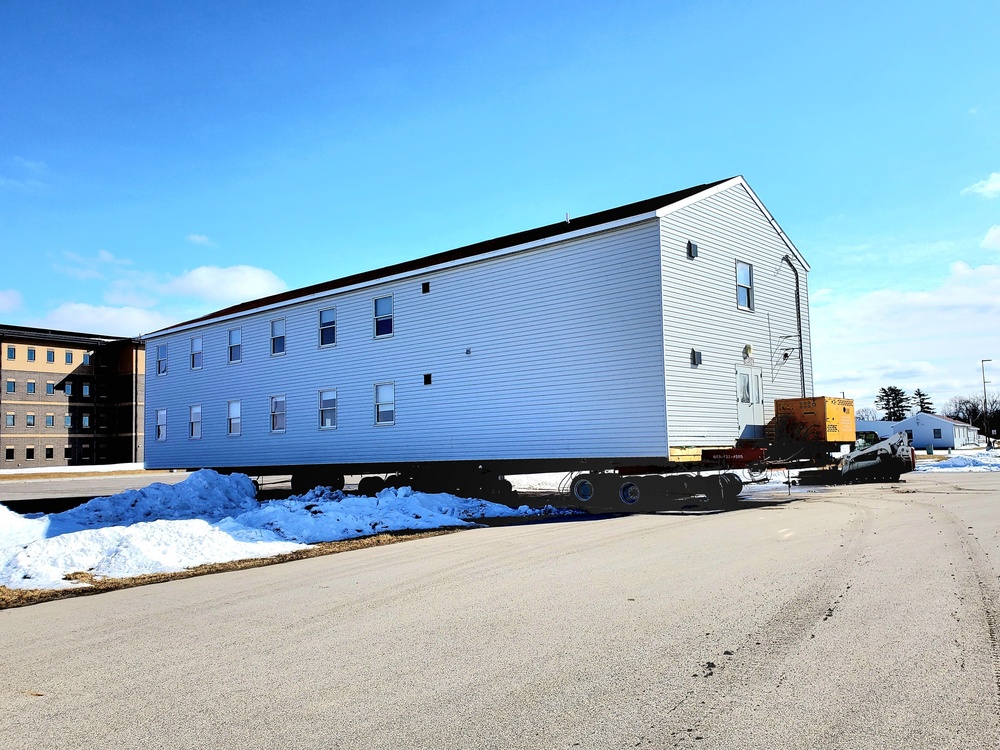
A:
[374,382,395,425]
[4,380,13,394]
[228,400,241,436]
[320,308,337,347]
[46,350,55,363]
[64,382,73,396]
[270,395,286,432]
[156,344,168,375]
[26,381,35,394]
[46,382,55,395]
[319,389,337,429]
[82,382,90,397]
[65,351,73,365]
[736,261,754,311]
[271,319,286,356]
[27,348,35,362]
[155,409,166,441]
[26,413,35,427]
[83,352,91,365]
[374,296,393,338]
[5,346,13,360]
[190,405,202,439]
[45,414,54,427]
[64,413,72,428]
[228,329,242,363]
[190,336,203,370]
[81,413,90,428]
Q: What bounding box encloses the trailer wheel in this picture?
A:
[619,481,641,505]
[357,476,385,496]
[571,476,596,503]
[721,473,743,500]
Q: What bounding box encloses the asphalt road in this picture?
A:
[2,471,998,749]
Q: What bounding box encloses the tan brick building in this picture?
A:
[0,325,144,468]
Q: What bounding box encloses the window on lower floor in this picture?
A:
[375,382,395,425]
[64,382,73,396]
[190,405,202,439]
[64,446,72,459]
[228,400,241,436]
[82,382,91,397]
[27,381,35,394]
[64,414,72,428]
[45,414,54,427]
[5,380,14,394]
[933,428,942,439]
[81,413,90,428]
[4,446,13,460]
[45,446,54,459]
[270,395,286,432]
[4,414,13,427]
[46,382,55,395]
[25,446,35,460]
[156,409,166,441]
[319,389,337,429]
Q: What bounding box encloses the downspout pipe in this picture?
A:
[782,255,806,398]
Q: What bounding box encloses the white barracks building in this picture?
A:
[143,177,812,491]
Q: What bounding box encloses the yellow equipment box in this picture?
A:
[774,397,856,443]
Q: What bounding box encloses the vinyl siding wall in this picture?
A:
[144,220,670,470]
[659,184,813,446]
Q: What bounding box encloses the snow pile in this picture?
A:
[1,470,567,591]
[915,451,1000,472]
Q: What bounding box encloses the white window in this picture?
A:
[270,395,286,432]
[736,261,754,311]
[319,308,337,347]
[374,296,393,337]
[156,344,168,375]
[319,389,337,429]
[190,336,203,370]
[271,319,286,356]
[375,382,395,425]
[228,329,242,363]
[190,405,202,439]
[155,409,167,441]
[228,400,241,436]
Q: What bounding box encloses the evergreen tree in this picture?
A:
[875,386,911,421]
[912,389,934,414]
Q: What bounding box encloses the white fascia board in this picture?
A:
[655,175,811,271]
[143,211,660,340]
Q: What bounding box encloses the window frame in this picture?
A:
[227,400,242,436]
[46,349,55,363]
[374,381,395,425]
[65,351,73,365]
[736,261,755,311]
[64,381,73,396]
[373,295,394,338]
[5,346,13,360]
[4,380,13,394]
[155,409,167,441]
[319,308,337,348]
[46,382,55,395]
[156,344,168,375]
[4,414,14,428]
[26,381,35,394]
[270,395,286,433]
[81,412,91,429]
[228,328,242,364]
[64,413,72,428]
[933,428,942,439]
[189,405,202,439]
[270,319,286,356]
[82,382,90,397]
[45,414,54,427]
[26,413,35,428]
[45,446,54,460]
[27,347,35,362]
[318,388,337,430]
[190,336,204,370]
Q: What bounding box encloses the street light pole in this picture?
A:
[983,359,992,449]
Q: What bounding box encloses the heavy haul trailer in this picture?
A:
[143,177,820,508]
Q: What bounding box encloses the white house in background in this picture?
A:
[857,413,980,450]
[142,176,813,487]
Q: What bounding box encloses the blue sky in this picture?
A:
[1,0,998,412]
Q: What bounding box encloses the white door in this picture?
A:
[736,365,765,439]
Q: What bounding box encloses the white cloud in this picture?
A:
[0,289,24,313]
[981,225,1000,251]
[163,265,287,305]
[39,303,176,338]
[811,261,1000,408]
[962,173,1000,199]
[186,234,215,246]
[54,249,130,280]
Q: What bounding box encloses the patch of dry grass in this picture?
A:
[0,527,464,610]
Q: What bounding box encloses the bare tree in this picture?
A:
[855,406,879,421]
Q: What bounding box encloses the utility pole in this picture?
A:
[983,359,992,449]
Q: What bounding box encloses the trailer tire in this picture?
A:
[571,475,597,504]
[721,473,743,500]
[618,480,641,506]
[357,476,385,496]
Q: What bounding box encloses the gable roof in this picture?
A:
[147,176,803,337]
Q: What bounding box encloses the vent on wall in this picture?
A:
[687,241,698,259]
[691,349,703,366]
